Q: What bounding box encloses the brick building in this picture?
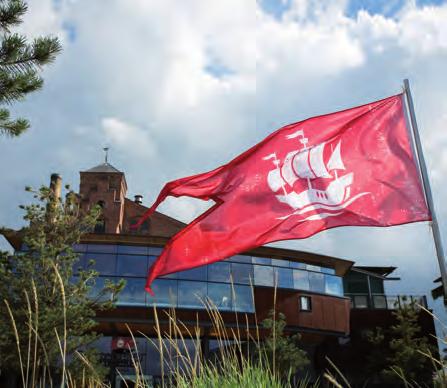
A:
[1,161,437,387]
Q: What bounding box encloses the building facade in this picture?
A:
[1,162,437,387]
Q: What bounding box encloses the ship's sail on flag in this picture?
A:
[134,94,431,294]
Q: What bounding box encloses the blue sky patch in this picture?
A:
[204,58,234,79]
[259,0,447,20]
[348,0,447,17]
[62,21,77,43]
[258,0,291,20]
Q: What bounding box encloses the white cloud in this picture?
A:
[1,0,447,329]
[101,117,157,159]
[17,0,64,37]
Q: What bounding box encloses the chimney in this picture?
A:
[134,194,143,204]
[50,173,62,200]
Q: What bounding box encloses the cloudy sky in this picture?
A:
[1,0,447,332]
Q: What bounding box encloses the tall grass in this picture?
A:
[2,269,320,388]
[2,263,108,388]
[3,274,444,388]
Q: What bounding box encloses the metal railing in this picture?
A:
[345,294,427,310]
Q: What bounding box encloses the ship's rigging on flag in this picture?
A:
[263,130,368,221]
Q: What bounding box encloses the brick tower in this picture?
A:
[79,161,127,234]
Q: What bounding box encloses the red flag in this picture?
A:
[136,94,430,294]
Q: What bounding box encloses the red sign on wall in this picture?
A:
[111,337,135,351]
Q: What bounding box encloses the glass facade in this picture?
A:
[92,336,200,386]
[76,243,344,313]
[343,270,428,310]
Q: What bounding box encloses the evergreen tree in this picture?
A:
[261,309,309,381]
[366,299,438,386]
[0,0,61,137]
[0,184,124,385]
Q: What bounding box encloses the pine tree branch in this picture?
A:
[0,107,28,136]
[0,1,61,138]
[0,0,27,33]
[0,34,62,74]
[0,69,43,103]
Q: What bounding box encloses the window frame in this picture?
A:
[299,295,312,312]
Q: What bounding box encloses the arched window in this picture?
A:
[94,219,106,233]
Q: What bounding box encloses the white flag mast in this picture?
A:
[403,78,447,301]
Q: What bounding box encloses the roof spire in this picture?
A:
[103,147,109,164]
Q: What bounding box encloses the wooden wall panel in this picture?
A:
[254,288,350,335]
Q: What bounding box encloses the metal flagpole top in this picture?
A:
[403,78,447,302]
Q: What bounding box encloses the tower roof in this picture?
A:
[82,162,122,173]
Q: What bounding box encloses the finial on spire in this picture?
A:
[103,147,109,164]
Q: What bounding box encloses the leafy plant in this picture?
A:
[366,298,438,386]
[260,309,309,381]
[0,184,124,385]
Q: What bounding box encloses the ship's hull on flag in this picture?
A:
[135,94,430,293]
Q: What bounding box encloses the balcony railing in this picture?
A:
[345,294,428,310]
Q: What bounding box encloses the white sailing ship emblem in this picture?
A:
[263,130,369,221]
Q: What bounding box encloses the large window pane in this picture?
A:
[252,257,271,265]
[117,245,148,255]
[145,340,163,376]
[116,255,148,276]
[373,295,387,309]
[90,336,111,354]
[148,247,163,256]
[148,279,177,307]
[271,259,290,268]
[73,244,87,253]
[177,266,207,281]
[289,261,306,270]
[72,254,85,273]
[117,278,146,306]
[178,281,207,308]
[354,295,369,309]
[231,263,253,285]
[306,264,322,272]
[321,267,336,275]
[228,255,252,263]
[147,255,157,268]
[84,253,117,275]
[87,244,117,254]
[254,265,273,287]
[309,272,325,293]
[325,275,343,296]
[233,285,254,312]
[207,283,232,310]
[274,267,294,289]
[208,262,231,283]
[88,277,113,302]
[370,277,384,294]
[293,270,309,291]
[343,272,369,294]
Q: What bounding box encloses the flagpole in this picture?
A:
[403,78,447,301]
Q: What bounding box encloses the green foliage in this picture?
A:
[0,0,61,137]
[175,359,295,388]
[0,185,124,384]
[366,299,437,386]
[260,309,309,381]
